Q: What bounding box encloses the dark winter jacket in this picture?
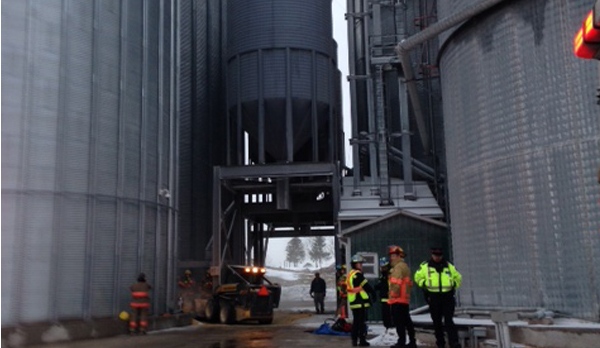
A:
[310,277,326,294]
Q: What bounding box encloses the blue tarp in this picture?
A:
[312,322,351,336]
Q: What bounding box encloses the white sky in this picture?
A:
[331,1,352,167]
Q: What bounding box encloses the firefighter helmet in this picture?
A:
[184,269,192,275]
[379,256,389,267]
[351,254,365,264]
[119,311,130,321]
[388,245,405,256]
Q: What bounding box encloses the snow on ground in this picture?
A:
[266,266,337,312]
[265,267,301,281]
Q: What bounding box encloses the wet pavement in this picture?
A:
[28,311,352,348]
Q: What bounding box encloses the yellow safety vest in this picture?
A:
[414,261,462,293]
[346,269,370,309]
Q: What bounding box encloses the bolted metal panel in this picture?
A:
[439,0,600,320]
[177,0,194,260]
[1,0,177,326]
[227,0,332,55]
[55,196,88,318]
[90,199,118,318]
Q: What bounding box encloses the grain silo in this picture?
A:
[225,0,343,164]
[438,0,600,320]
[1,0,179,325]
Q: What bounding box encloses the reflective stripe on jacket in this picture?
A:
[130,282,151,307]
[387,259,412,304]
[346,269,370,309]
[414,260,462,293]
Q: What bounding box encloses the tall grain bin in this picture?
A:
[438,0,600,320]
[177,0,226,263]
[226,0,343,164]
[2,1,177,325]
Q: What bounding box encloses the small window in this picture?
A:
[358,252,378,278]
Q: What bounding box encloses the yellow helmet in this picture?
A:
[119,311,130,321]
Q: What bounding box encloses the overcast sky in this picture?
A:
[331,1,352,167]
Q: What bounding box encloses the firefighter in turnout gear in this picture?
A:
[414,247,462,348]
[374,256,392,329]
[129,273,152,334]
[347,254,375,347]
[387,246,416,348]
[336,264,348,319]
[178,269,196,312]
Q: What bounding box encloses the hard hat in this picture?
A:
[351,254,365,264]
[184,269,192,275]
[379,256,389,267]
[388,245,405,256]
[119,311,130,321]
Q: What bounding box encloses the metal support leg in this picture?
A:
[491,312,518,348]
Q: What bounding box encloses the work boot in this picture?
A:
[407,341,417,348]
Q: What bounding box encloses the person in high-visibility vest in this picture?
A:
[414,247,462,348]
[387,245,416,348]
[346,254,375,347]
[129,273,152,334]
[374,256,392,330]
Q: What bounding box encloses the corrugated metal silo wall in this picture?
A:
[439,0,600,320]
[1,1,177,325]
[347,214,447,321]
[177,0,225,263]
[226,0,341,163]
